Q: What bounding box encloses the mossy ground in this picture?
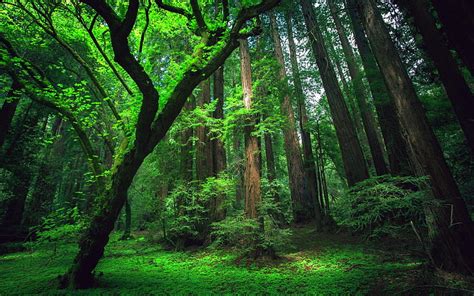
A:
[0,227,469,295]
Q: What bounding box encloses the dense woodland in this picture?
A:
[1,0,474,294]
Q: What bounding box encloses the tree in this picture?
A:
[396,0,474,155]
[239,38,262,220]
[300,0,369,186]
[269,12,315,223]
[327,0,388,176]
[345,0,412,176]
[57,0,280,288]
[356,0,474,275]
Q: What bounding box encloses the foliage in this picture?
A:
[332,175,430,239]
[161,175,235,247]
[211,206,292,256]
[0,227,438,295]
[28,206,85,250]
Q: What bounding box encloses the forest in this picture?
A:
[0,0,473,294]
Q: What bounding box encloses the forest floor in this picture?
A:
[0,226,472,295]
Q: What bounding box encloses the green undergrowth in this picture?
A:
[0,227,431,295]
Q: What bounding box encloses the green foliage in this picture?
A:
[211,207,292,256]
[30,206,85,247]
[161,175,236,247]
[333,175,430,239]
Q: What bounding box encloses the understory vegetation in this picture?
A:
[1,0,474,294]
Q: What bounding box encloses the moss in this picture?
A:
[0,228,438,295]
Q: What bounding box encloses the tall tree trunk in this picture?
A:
[397,0,474,155]
[195,80,213,181]
[0,79,21,149]
[181,98,195,182]
[239,39,262,219]
[328,0,388,176]
[430,0,474,76]
[300,0,369,186]
[357,0,474,275]
[269,12,315,223]
[346,0,412,176]
[285,12,324,226]
[210,67,227,221]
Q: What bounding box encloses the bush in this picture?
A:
[211,200,292,257]
[27,206,85,252]
[161,175,235,248]
[332,175,430,239]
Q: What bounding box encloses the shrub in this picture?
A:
[332,175,430,239]
[27,206,85,253]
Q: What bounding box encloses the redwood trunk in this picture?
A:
[346,0,412,175]
[431,0,474,76]
[239,39,262,219]
[328,0,388,176]
[357,0,474,275]
[397,0,474,155]
[270,12,314,223]
[0,79,21,149]
[285,12,323,226]
[300,0,369,186]
[196,80,213,181]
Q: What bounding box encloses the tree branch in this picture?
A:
[154,0,192,20]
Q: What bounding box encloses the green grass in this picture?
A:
[0,228,424,295]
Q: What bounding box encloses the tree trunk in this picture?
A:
[196,80,213,181]
[397,0,474,155]
[210,67,227,221]
[212,67,227,175]
[300,0,369,186]
[285,11,323,226]
[0,79,21,149]
[239,39,262,219]
[357,0,474,275]
[270,12,315,223]
[430,0,474,76]
[180,98,195,182]
[60,149,143,288]
[346,0,413,176]
[328,0,388,176]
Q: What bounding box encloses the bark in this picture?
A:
[269,12,314,223]
[300,0,369,186]
[328,0,388,176]
[61,0,280,287]
[180,98,195,182]
[0,79,21,149]
[212,66,227,175]
[211,67,227,222]
[346,0,412,176]
[430,0,474,76]
[397,0,474,155]
[357,0,474,275]
[285,12,323,226]
[239,38,262,220]
[195,80,213,181]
